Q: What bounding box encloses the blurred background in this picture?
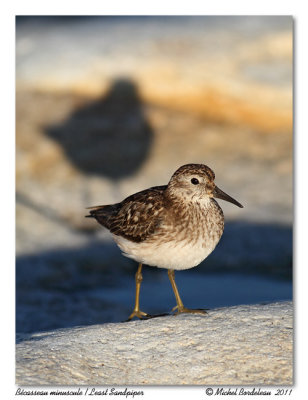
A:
[16,16,293,334]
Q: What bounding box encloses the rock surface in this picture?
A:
[16,301,293,386]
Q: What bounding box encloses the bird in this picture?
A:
[86,163,243,320]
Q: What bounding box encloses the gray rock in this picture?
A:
[16,301,292,385]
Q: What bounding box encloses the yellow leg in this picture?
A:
[126,263,151,321]
[168,269,207,315]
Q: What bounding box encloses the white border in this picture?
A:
[2,1,307,398]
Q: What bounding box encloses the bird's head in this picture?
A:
[167,163,243,208]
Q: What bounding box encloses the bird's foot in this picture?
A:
[171,305,208,316]
[125,309,169,322]
[125,309,152,321]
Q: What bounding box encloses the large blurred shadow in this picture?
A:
[16,221,292,338]
[45,78,153,180]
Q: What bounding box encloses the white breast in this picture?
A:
[113,233,220,270]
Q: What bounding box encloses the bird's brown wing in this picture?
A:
[86,185,167,243]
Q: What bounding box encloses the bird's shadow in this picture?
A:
[44,78,153,180]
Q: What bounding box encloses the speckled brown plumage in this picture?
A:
[87,163,242,267]
[87,185,167,243]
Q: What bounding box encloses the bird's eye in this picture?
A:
[191,178,199,185]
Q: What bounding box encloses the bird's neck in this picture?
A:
[164,189,214,216]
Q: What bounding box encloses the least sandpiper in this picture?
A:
[86,163,243,320]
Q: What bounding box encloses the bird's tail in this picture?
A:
[85,204,119,229]
[85,205,107,218]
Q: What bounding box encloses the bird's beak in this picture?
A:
[213,186,243,208]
